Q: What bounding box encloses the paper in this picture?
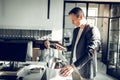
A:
[46,68,72,80]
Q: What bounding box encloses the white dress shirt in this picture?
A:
[73,28,83,62]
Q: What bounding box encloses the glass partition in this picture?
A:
[107,17,120,79]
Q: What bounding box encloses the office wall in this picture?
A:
[0,0,47,29]
[0,0,64,41]
[0,0,3,24]
[0,0,63,30]
[50,0,64,41]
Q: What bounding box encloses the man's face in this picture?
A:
[69,13,81,27]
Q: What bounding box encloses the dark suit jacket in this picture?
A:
[66,24,101,79]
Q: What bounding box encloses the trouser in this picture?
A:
[72,71,95,80]
[72,68,82,80]
[72,66,95,80]
[72,71,82,80]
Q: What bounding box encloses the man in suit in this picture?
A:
[58,7,101,80]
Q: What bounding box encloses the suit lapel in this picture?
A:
[72,28,79,48]
[77,24,89,46]
[72,24,90,51]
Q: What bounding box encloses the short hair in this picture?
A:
[69,7,85,18]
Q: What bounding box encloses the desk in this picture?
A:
[0,71,18,80]
[0,61,81,80]
[23,69,72,80]
[17,61,46,80]
[23,72,44,80]
[18,62,81,80]
[0,61,46,80]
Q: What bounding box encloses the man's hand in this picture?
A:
[60,65,74,77]
[54,43,67,51]
[44,40,50,49]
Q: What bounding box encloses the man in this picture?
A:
[57,7,101,80]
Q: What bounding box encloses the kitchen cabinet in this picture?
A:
[107,17,120,79]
